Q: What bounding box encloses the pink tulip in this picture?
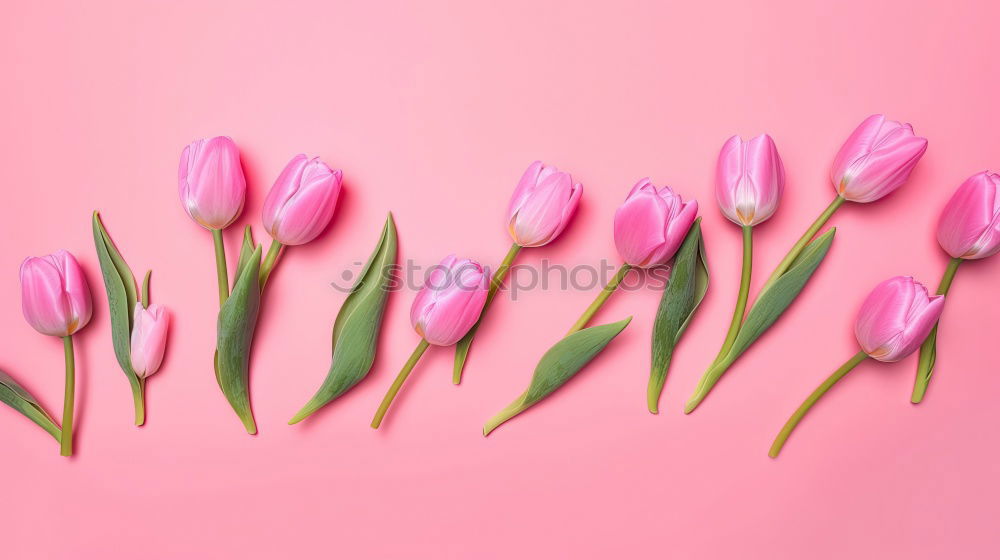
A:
[262,154,343,246]
[178,136,247,230]
[936,171,1000,260]
[830,114,928,203]
[613,179,698,268]
[130,304,169,378]
[410,255,491,346]
[854,276,944,362]
[715,134,785,226]
[506,161,583,247]
[20,250,93,337]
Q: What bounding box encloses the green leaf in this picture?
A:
[92,211,144,423]
[483,317,632,436]
[0,369,61,441]
[233,225,256,288]
[685,228,836,413]
[217,244,262,434]
[648,218,709,413]
[289,214,398,424]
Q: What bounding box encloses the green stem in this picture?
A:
[452,243,523,384]
[911,257,962,403]
[60,336,75,457]
[759,196,845,295]
[211,229,229,307]
[259,240,283,288]
[371,339,431,429]
[133,377,146,426]
[567,263,631,335]
[483,391,527,436]
[768,350,868,458]
[710,225,753,365]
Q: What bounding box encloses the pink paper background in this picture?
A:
[2,1,999,558]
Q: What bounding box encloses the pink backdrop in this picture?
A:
[2,1,998,558]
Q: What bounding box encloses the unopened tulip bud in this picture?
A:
[716,134,785,226]
[262,154,343,246]
[410,255,490,346]
[613,179,698,268]
[831,114,928,203]
[506,161,583,247]
[855,276,944,362]
[178,136,247,230]
[20,250,93,337]
[936,171,1000,260]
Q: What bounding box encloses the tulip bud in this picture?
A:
[262,154,343,246]
[130,304,169,378]
[854,276,944,362]
[715,134,784,226]
[613,179,698,268]
[178,136,247,229]
[936,171,1000,260]
[506,161,583,247]
[410,255,491,346]
[830,114,928,203]
[20,250,93,337]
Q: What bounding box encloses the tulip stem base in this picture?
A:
[60,336,75,457]
[912,257,962,403]
[759,196,844,295]
[769,350,868,458]
[453,243,523,384]
[211,229,229,307]
[260,240,283,288]
[568,263,631,335]
[371,339,431,429]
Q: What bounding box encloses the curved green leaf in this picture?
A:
[685,228,836,413]
[484,317,632,436]
[648,218,709,413]
[92,211,144,424]
[0,369,61,441]
[233,225,256,288]
[217,244,262,434]
[289,214,398,424]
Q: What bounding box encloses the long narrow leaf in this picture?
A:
[92,212,144,419]
[648,219,709,413]
[289,214,398,424]
[484,317,632,436]
[0,369,61,441]
[217,244,262,434]
[685,228,836,413]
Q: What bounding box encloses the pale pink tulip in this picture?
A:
[130,304,169,378]
[20,250,92,337]
[830,114,928,203]
[613,179,698,268]
[506,161,583,247]
[262,154,343,246]
[178,136,247,229]
[716,134,785,226]
[936,171,1000,260]
[410,255,490,346]
[854,276,944,362]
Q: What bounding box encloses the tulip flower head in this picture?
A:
[262,154,343,246]
[178,136,247,229]
[716,134,785,226]
[831,114,928,203]
[410,255,491,346]
[936,171,1000,260]
[506,161,583,247]
[20,250,93,337]
[130,304,169,378]
[854,276,944,362]
[613,179,698,268]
